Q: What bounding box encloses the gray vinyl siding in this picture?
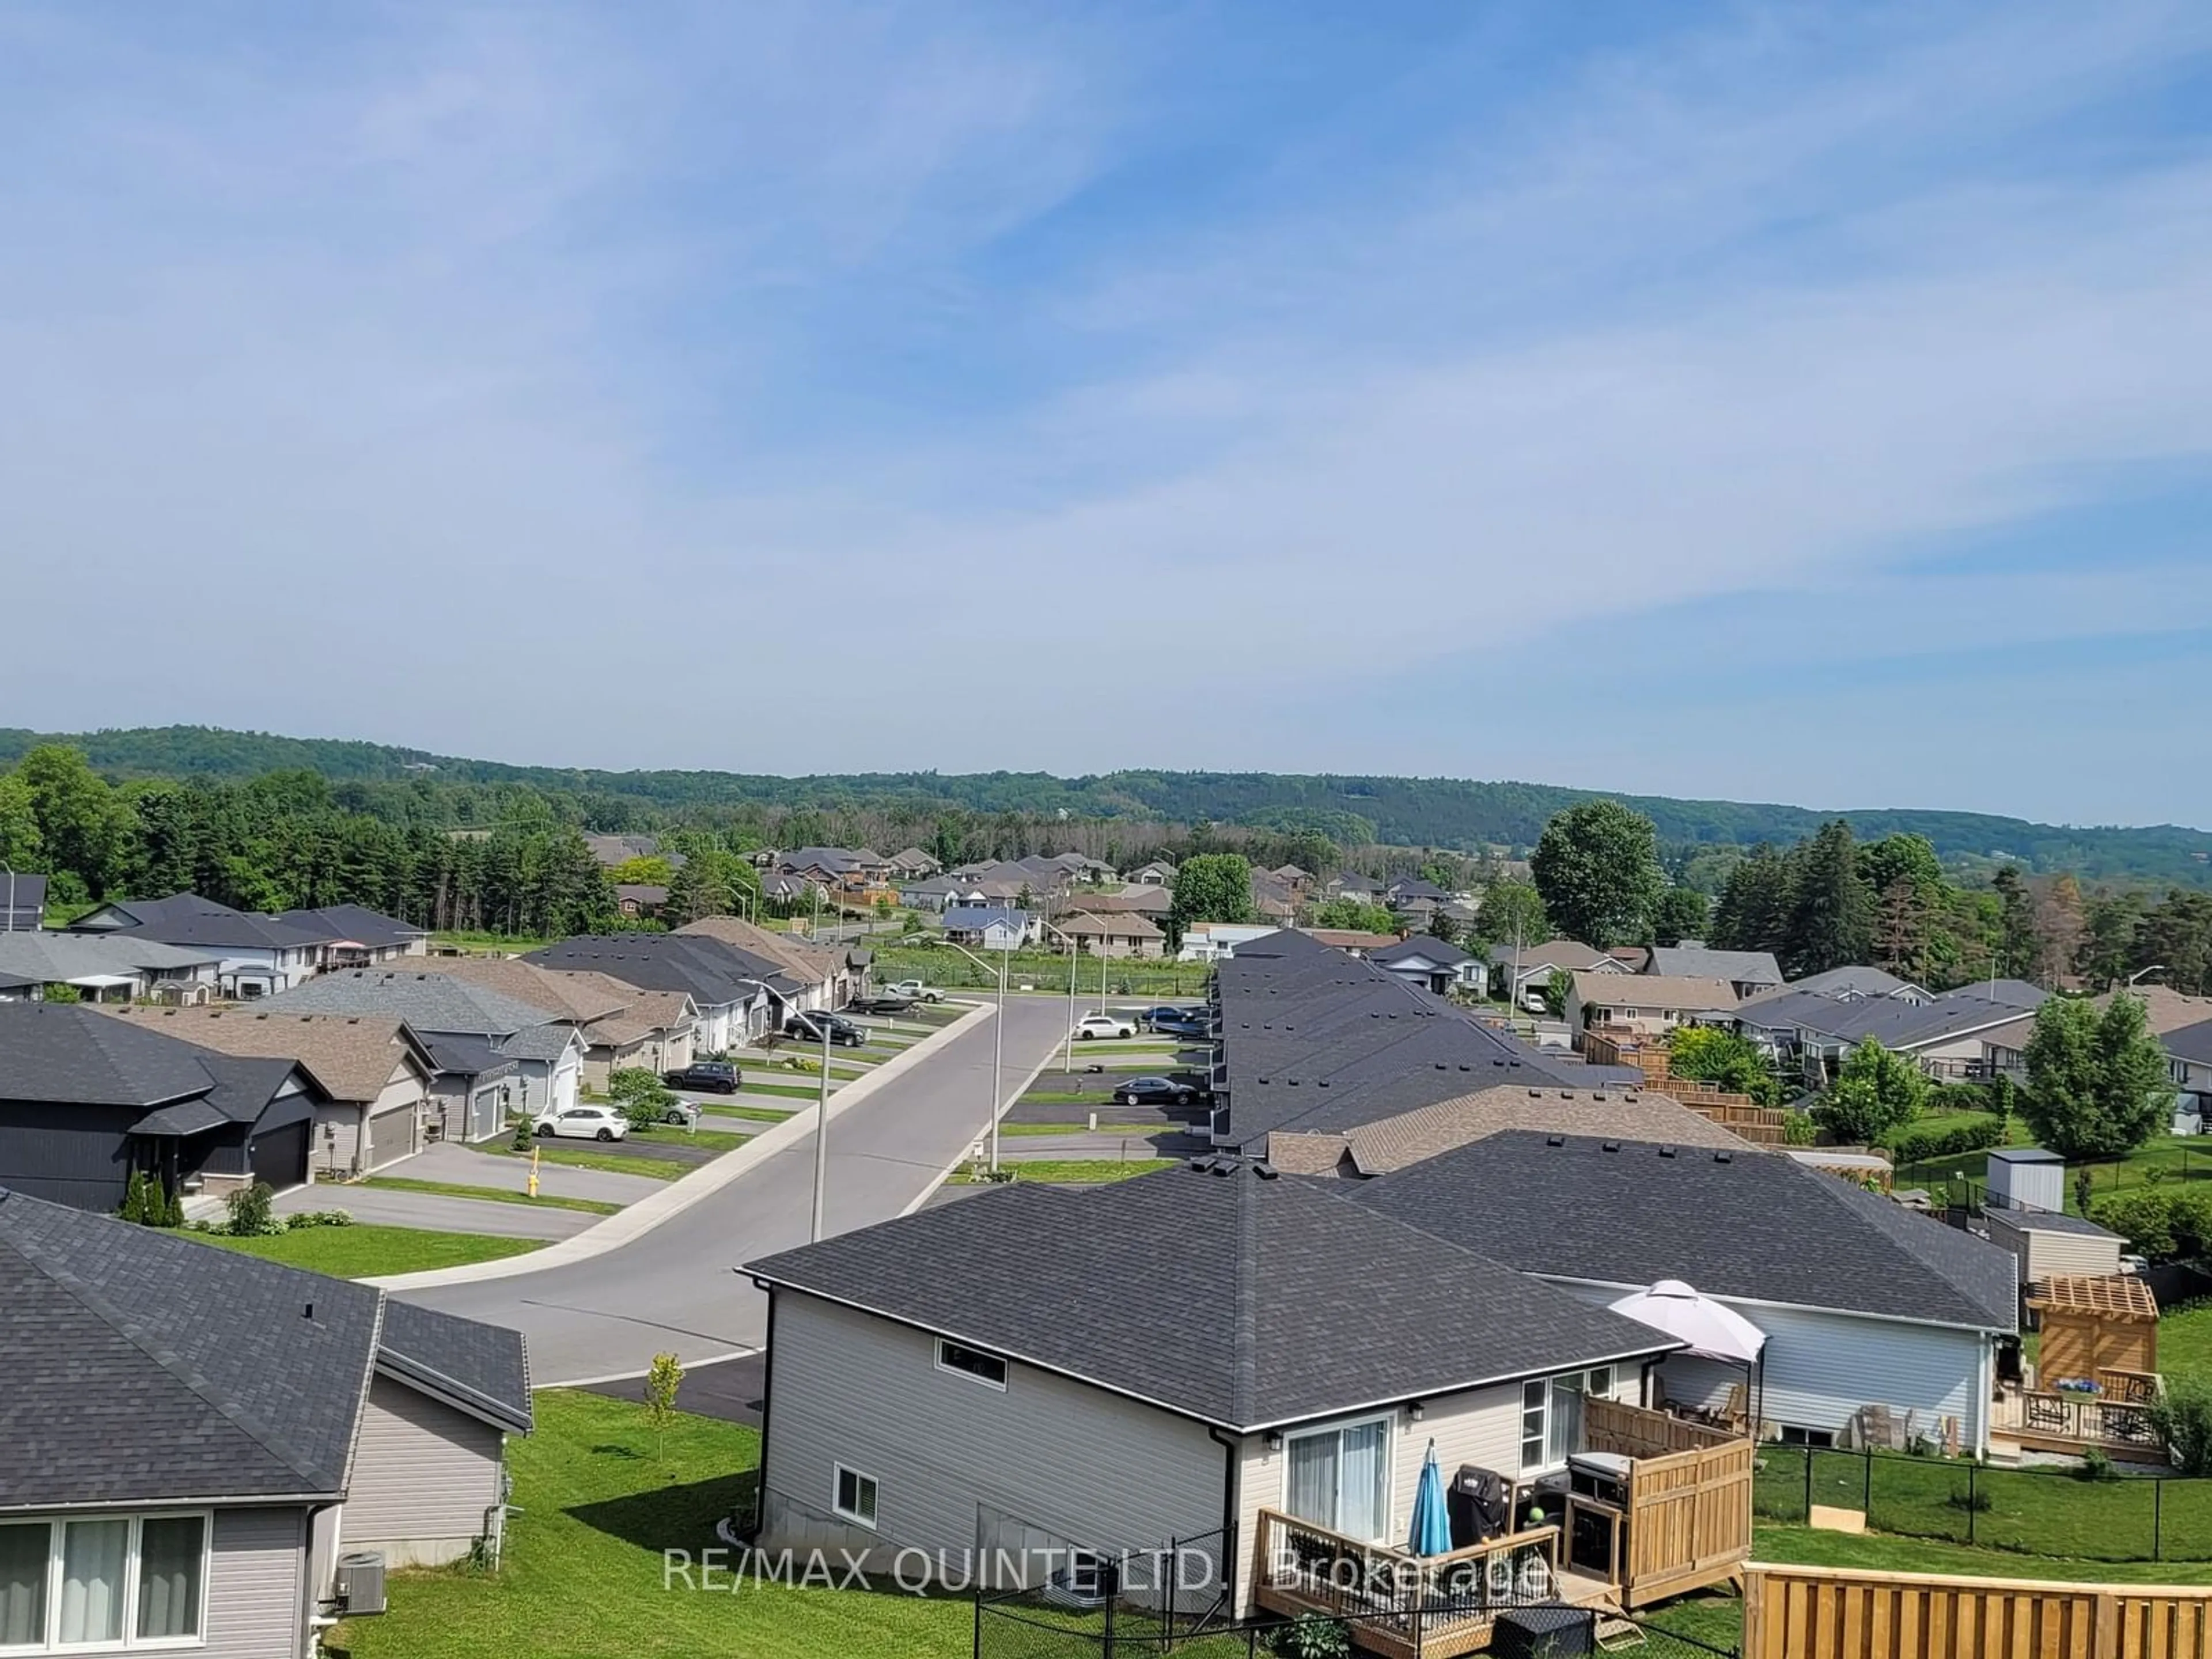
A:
[762,1291,1225,1585]
[0,1100,137,1210]
[1555,1281,1992,1451]
[341,1376,506,1566]
[207,1506,309,1659]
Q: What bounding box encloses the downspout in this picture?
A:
[1206,1424,1240,1575]
[748,1278,779,1543]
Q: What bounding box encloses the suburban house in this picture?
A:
[0,1187,531,1657]
[1346,1130,2020,1453]
[941,907,1039,952]
[898,875,967,913]
[678,914,856,1012]
[1564,971,1739,1044]
[101,1007,442,1177]
[410,955,715,1085]
[745,1160,1686,1616]
[887,847,941,880]
[262,971,588,1124]
[1072,884,1177,923]
[1323,870,1380,904]
[521,935,764,1057]
[584,831,682,870]
[759,870,820,908]
[1488,939,1625,1006]
[0,1002,323,1208]
[0,932,223,1003]
[2166,1018,2212,1126]
[1248,870,1299,923]
[1127,859,1177,887]
[1644,944,1783,999]
[1366,934,1484,995]
[1175,922,1282,963]
[614,882,668,919]
[276,904,430,967]
[65,895,334,998]
[1753,980,2047,1085]
[1300,927,1401,956]
[1745,965,1930,1006]
[1384,874,1450,910]
[1050,910,1165,959]
[0,872,47,932]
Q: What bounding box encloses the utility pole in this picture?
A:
[809,1005,832,1241]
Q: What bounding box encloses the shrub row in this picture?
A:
[1885,1115,2008,1165]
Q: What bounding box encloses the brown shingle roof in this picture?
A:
[1056,910,1163,939]
[1570,971,1740,1013]
[419,957,632,1024]
[1267,1084,1748,1178]
[101,1006,429,1104]
[676,916,838,987]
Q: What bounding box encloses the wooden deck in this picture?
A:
[1993,1372,2167,1464]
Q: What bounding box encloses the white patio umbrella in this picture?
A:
[1609,1279,1767,1430]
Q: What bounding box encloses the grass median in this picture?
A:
[187,1224,543,1277]
[363,1176,622,1217]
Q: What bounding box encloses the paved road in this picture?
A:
[395,995,1079,1384]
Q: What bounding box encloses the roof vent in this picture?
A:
[1211,1160,1233,1177]
[1560,1089,1575,1100]
[1254,1161,1279,1180]
[1546,1135,1565,1147]
[1434,1062,1447,1071]
[303,1301,315,1320]
[1602,1141,1620,1153]
[1317,1079,1330,1088]
[1658,1145,1677,1159]
[1714,1150,1733,1164]
[1592,1091,1607,1102]
[1528,1088,1543,1097]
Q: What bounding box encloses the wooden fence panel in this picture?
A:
[1745,1564,2212,1658]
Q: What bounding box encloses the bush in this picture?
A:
[1925,1081,1995,1116]
[1813,1039,1927,1146]
[608,1065,682,1131]
[1782,1111,1819,1146]
[2077,1448,2119,1483]
[1272,1615,1352,1659]
[1886,1116,2008,1165]
[284,1209,354,1229]
[2090,1187,2212,1263]
[2150,1378,2212,1478]
[510,1122,535,1153]
[222,1181,282,1238]
[117,1169,176,1227]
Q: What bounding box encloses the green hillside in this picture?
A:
[4,725,2206,885]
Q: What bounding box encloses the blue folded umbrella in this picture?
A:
[1408,1438,1452,1556]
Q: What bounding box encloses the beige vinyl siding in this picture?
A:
[762,1293,1224,1587]
[1984,1212,2123,1285]
[340,1375,507,1567]
[319,1067,428,1176]
[207,1506,308,1659]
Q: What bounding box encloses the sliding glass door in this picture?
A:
[1283,1418,1389,1541]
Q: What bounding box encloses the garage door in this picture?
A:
[249,1120,309,1190]
[365,1104,416,1169]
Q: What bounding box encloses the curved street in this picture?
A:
[395,995,1081,1384]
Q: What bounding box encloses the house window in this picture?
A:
[0,1512,208,1650]
[1777,1425,1836,1449]
[833,1466,879,1529]
[1522,1370,1616,1474]
[936,1340,1008,1390]
[1283,1416,1389,1542]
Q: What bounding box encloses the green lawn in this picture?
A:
[744,1080,840,1100]
[363,1176,622,1217]
[486,1143,684,1180]
[630,1126,749,1154]
[2067,1136,2212,1213]
[2159,1298,2212,1382]
[429,929,555,954]
[187,1225,541,1277]
[329,1391,972,1659]
[999,1122,1089,1137]
[704,1103,798,1123]
[954,1158,1180,1184]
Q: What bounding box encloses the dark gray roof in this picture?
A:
[1371,935,1474,968]
[1649,946,1783,985]
[750,1162,1677,1432]
[378,1300,532,1433]
[942,906,1032,930]
[421,1032,519,1082]
[267,969,558,1035]
[1387,877,1449,901]
[0,873,46,931]
[1346,1131,2018,1331]
[2166,1018,2212,1068]
[1777,983,2046,1048]
[1743,966,1923,1006]
[276,904,427,949]
[1984,1207,2120,1239]
[0,1002,219,1105]
[524,934,782,1007]
[1990,1147,2063,1164]
[0,1190,382,1506]
[70,893,331,951]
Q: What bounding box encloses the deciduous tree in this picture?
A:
[1530,800,1662,949]
[1169,853,1255,939]
[1474,878,1548,954]
[2021,993,2173,1161]
[1646,886,1710,948]
[1813,1037,1926,1146]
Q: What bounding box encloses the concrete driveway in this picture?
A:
[394,995,1085,1383]
[275,1184,594,1240]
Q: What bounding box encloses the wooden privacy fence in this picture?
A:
[1744,1563,2212,1658]
[1583,1398,1755,1607]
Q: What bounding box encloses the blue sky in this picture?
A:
[2,2,2210,827]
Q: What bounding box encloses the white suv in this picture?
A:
[532,1103,630,1142]
[1074,1013,1137,1040]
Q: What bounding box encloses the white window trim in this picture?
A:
[1521,1369,1618,1476]
[830,1465,878,1531]
[0,1508,212,1654]
[934,1339,1009,1392]
[1278,1411,1395,1544]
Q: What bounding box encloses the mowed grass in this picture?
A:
[2160,1298,2212,1382]
[328,1392,973,1659]
[703,1103,798,1124]
[953,1158,1180,1184]
[631,1126,749,1154]
[363,1176,622,1217]
[186,1224,541,1277]
[486,1143,683,1181]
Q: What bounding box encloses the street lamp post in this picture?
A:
[1040,920,1079,1073]
[942,937,1009,1175]
[809,1000,832,1242]
[2128,964,2169,988]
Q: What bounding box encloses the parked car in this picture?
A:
[532,1103,629,1142]
[847,993,917,1016]
[1134,1005,1198,1030]
[886,979,945,1002]
[652,1097,702,1128]
[1152,1013,1211,1039]
[786,1010,866,1047]
[664,1060,742,1094]
[1074,1013,1138,1040]
[1113,1075,1202,1107]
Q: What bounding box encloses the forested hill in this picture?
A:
[5,725,2208,885]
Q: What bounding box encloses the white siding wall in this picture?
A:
[342,1375,507,1567]
[207,1506,308,1659]
[762,1293,1225,1585]
[1555,1282,1993,1452]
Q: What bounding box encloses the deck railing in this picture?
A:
[1252,1508,1565,1656]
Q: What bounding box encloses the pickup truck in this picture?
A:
[886,979,944,1002]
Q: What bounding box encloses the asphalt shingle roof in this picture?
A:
[73,893,332,951]
[1345,1131,2018,1331]
[1648,946,1783,985]
[749,1163,1678,1431]
[0,1001,222,1106]
[378,1300,532,1433]
[268,969,561,1035]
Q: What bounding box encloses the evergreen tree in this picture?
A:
[1710,843,1791,953]
[1646,886,1710,948]
[1993,867,2039,980]
[1780,820,1872,976]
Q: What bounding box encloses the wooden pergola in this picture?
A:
[2031,1273,2159,1387]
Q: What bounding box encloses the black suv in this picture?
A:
[663,1060,741,1094]
[785,1010,866,1048]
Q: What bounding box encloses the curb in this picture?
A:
[368,1001,998,1292]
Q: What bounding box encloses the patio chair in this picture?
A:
[1596,1615,1647,1651]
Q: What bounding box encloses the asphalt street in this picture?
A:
[394,995,1080,1384]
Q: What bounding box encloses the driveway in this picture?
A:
[275,1184,595,1240]
[395,995,1082,1383]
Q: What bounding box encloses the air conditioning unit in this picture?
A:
[335,1552,387,1616]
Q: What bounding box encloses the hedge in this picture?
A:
[1885,1115,2008,1165]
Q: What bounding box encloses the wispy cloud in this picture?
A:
[0,2,2207,821]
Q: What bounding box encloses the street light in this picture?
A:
[809,998,832,1243]
[1039,919,1080,1073]
[2128,964,2169,988]
[941,934,1010,1176]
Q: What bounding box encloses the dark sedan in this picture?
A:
[1112,1075,1206,1108]
[1135,1005,1201,1031]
